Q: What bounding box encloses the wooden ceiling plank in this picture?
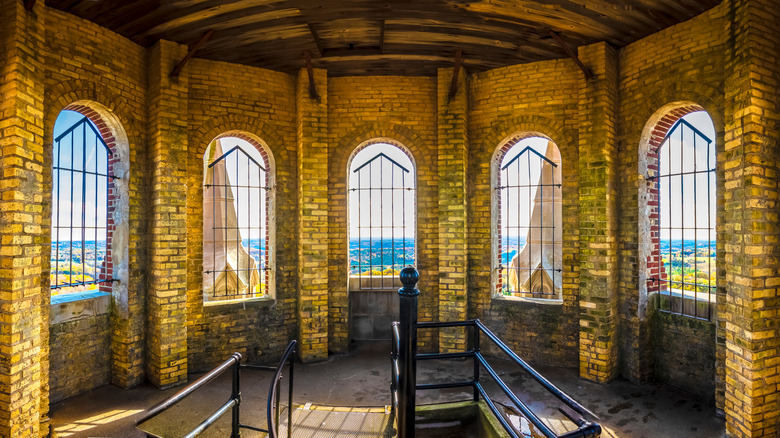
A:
[171,29,215,78]
[379,19,385,53]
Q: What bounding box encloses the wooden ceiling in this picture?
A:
[47,0,721,77]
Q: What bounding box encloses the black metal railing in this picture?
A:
[136,340,296,438]
[391,267,600,438]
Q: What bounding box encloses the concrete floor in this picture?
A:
[50,341,725,438]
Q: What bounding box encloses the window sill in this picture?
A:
[203,295,275,312]
[492,295,563,306]
[50,291,111,325]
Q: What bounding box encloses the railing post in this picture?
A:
[231,355,241,438]
[397,267,419,438]
[473,323,480,402]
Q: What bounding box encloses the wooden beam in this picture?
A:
[548,30,593,80]
[23,0,36,12]
[448,50,463,101]
[379,19,385,53]
[170,29,214,78]
[308,23,323,57]
[303,50,319,99]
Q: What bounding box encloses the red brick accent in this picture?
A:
[644,104,704,298]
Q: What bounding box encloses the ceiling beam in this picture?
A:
[448,50,463,101]
[24,0,36,12]
[379,19,385,53]
[303,50,319,99]
[308,23,324,57]
[170,29,214,78]
[548,30,593,80]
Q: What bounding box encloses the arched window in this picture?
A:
[348,142,415,290]
[51,110,114,297]
[495,136,562,299]
[650,111,716,319]
[203,136,273,302]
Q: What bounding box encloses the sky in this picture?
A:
[658,111,716,241]
[204,137,267,242]
[348,143,415,240]
[52,110,109,242]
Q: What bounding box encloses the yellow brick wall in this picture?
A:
[0,2,45,435]
[185,58,298,370]
[467,58,582,366]
[617,2,726,399]
[43,7,149,394]
[327,76,439,352]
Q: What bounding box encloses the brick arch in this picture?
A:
[45,80,135,155]
[328,122,435,351]
[331,122,433,176]
[190,115,287,164]
[43,83,135,391]
[637,100,717,320]
[187,117,282,300]
[477,115,576,298]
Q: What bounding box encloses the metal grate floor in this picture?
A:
[276,404,394,438]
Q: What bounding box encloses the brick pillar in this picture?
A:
[0,1,46,436]
[577,42,620,383]
[437,67,469,352]
[146,40,189,388]
[723,0,780,436]
[296,68,329,362]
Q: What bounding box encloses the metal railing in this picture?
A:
[136,340,296,438]
[390,267,601,438]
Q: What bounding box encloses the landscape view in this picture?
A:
[349,237,415,276]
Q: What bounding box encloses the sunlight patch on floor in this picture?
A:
[54,409,143,437]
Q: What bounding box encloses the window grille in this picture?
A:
[203,140,270,301]
[349,146,415,290]
[496,140,562,299]
[650,118,716,320]
[51,116,114,293]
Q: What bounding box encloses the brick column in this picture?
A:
[723,0,780,436]
[296,68,329,362]
[146,40,189,388]
[0,0,46,435]
[437,67,469,352]
[577,42,620,383]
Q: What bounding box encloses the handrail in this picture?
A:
[263,340,296,438]
[136,340,297,438]
[136,353,242,430]
[406,319,601,438]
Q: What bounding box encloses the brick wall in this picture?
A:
[327,76,439,352]
[721,0,780,436]
[468,59,581,366]
[43,7,149,394]
[185,58,298,370]
[0,1,46,435]
[617,4,726,402]
[652,312,716,400]
[49,315,111,403]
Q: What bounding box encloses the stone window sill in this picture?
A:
[50,291,111,325]
[492,295,563,306]
[203,295,275,312]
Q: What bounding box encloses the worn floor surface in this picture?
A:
[50,341,725,438]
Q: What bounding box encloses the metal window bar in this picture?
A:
[648,118,716,320]
[496,144,562,298]
[349,151,415,290]
[51,116,115,292]
[204,144,270,300]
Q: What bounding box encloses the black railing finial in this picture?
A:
[399,266,419,296]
